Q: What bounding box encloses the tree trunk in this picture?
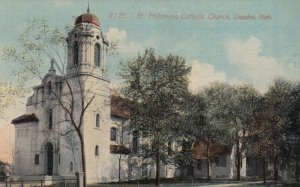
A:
[274,161,278,183]
[78,133,87,187]
[263,159,266,185]
[236,137,241,181]
[188,164,194,178]
[128,158,132,181]
[155,149,160,186]
[119,122,124,183]
[206,144,210,182]
[296,159,299,182]
[118,154,121,182]
[191,164,194,178]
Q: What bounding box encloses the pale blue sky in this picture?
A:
[0,0,299,92]
[1,0,300,163]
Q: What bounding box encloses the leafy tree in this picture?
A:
[198,83,259,181]
[174,136,194,178]
[233,84,261,180]
[0,161,8,181]
[264,79,294,181]
[287,83,300,181]
[247,78,299,183]
[0,80,25,119]
[199,89,231,181]
[120,48,190,186]
[178,91,228,181]
[246,95,272,184]
[176,83,259,181]
[266,79,300,181]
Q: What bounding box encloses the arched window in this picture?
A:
[70,162,73,171]
[133,131,139,153]
[168,140,172,155]
[94,43,101,67]
[49,109,53,130]
[73,42,79,66]
[95,145,99,156]
[95,113,100,128]
[110,128,117,141]
[35,154,39,165]
[47,81,51,95]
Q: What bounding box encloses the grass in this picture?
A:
[89,180,300,187]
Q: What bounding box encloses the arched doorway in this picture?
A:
[45,142,53,175]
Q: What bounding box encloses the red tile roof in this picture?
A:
[193,141,232,159]
[110,145,130,155]
[111,95,132,119]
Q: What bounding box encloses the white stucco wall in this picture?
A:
[14,123,34,175]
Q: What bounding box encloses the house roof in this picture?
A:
[111,95,133,119]
[11,113,39,125]
[110,144,130,155]
[193,141,232,160]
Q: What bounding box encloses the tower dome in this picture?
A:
[75,5,100,27]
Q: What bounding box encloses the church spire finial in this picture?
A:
[87,1,90,13]
[49,59,56,73]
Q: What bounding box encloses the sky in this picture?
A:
[0,0,300,162]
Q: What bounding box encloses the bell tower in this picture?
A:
[64,7,112,183]
[66,6,109,78]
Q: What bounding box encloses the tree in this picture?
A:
[0,161,9,181]
[0,80,25,118]
[264,79,293,181]
[175,83,259,181]
[247,78,299,183]
[199,82,259,181]
[2,19,117,186]
[286,83,300,181]
[174,136,195,178]
[115,119,130,182]
[246,95,272,184]
[177,92,228,182]
[233,84,260,180]
[265,79,300,181]
[120,48,191,186]
[192,91,230,181]
[63,125,80,172]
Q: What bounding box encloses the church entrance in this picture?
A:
[45,142,54,175]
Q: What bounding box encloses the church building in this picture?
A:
[11,7,249,184]
[11,8,136,183]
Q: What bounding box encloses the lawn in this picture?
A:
[90,181,300,187]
